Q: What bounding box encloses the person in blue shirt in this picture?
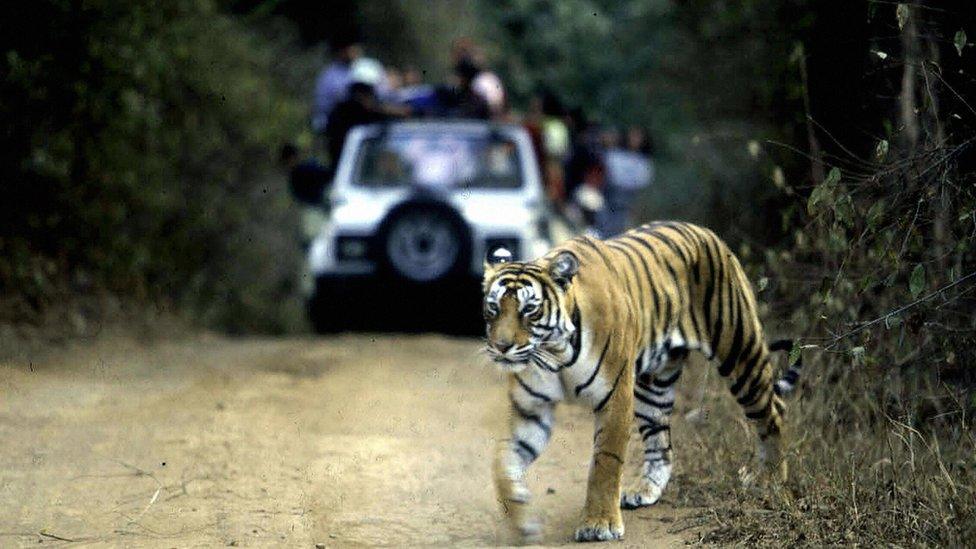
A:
[311,37,362,134]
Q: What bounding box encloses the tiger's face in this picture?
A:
[482,249,579,373]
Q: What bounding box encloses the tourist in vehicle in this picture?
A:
[390,65,438,114]
[563,111,606,228]
[445,59,491,119]
[325,82,390,165]
[325,59,412,165]
[311,35,362,134]
[451,38,507,119]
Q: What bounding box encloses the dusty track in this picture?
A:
[0,335,699,547]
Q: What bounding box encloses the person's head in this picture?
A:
[626,126,650,153]
[279,143,300,169]
[451,37,477,64]
[403,66,424,87]
[528,95,544,116]
[385,66,403,91]
[482,248,580,372]
[601,127,621,149]
[454,58,480,89]
[329,35,362,65]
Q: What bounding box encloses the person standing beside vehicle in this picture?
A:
[597,125,654,237]
[564,115,607,232]
[279,144,331,249]
[540,92,570,205]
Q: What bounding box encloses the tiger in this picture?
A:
[482,221,803,543]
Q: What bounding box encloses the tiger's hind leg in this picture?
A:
[723,340,788,484]
[620,350,685,509]
[742,389,787,484]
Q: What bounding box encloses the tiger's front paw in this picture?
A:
[499,496,543,544]
[573,512,624,542]
[515,517,543,544]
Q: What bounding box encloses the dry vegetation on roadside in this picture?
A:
[662,4,976,545]
[666,351,975,546]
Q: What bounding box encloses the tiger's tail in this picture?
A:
[768,339,803,397]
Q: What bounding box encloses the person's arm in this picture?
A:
[378,102,412,118]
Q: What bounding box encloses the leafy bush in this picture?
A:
[0,0,315,332]
[689,3,976,544]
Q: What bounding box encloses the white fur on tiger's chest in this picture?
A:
[557,329,616,408]
[511,329,629,409]
[513,362,566,404]
[514,365,610,409]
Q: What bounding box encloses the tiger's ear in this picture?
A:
[484,246,513,279]
[549,251,579,287]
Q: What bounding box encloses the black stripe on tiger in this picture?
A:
[594,361,627,413]
[510,398,552,438]
[482,221,805,532]
[515,374,553,402]
[575,336,612,396]
[515,439,539,463]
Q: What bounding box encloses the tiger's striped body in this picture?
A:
[482,221,800,543]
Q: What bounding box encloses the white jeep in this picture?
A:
[304,120,571,332]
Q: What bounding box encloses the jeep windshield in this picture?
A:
[354,130,523,189]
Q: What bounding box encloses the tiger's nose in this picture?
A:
[494,340,514,353]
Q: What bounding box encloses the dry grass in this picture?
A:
[665,353,975,546]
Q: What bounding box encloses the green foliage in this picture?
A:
[896,3,910,30]
[807,167,840,214]
[0,0,313,332]
[478,0,810,239]
[909,264,926,299]
[733,3,976,544]
[874,138,889,160]
[788,340,802,366]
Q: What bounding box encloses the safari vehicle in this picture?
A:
[304,120,571,333]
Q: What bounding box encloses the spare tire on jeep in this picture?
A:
[376,200,472,283]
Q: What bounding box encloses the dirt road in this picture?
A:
[0,335,698,547]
